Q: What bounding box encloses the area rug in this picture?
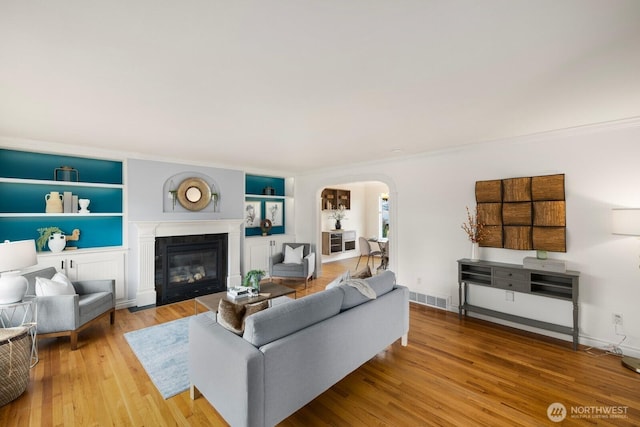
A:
[124,316,192,399]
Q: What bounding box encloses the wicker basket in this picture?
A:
[0,326,30,407]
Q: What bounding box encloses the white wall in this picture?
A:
[294,120,640,357]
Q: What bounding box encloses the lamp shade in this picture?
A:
[612,209,640,236]
[0,240,38,272]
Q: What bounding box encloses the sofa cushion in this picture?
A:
[243,287,344,347]
[217,300,269,335]
[339,270,397,311]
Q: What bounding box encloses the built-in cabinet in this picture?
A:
[35,249,127,306]
[244,235,291,276]
[322,230,356,255]
[457,258,580,350]
[321,188,350,210]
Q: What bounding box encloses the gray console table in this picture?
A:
[457,259,580,350]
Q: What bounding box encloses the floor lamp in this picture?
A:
[611,208,640,374]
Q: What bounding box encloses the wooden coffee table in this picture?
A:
[194,281,296,314]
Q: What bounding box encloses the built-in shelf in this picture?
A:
[321,188,350,210]
[244,174,288,237]
[0,149,124,249]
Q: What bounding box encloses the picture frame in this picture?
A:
[265,201,283,227]
[244,200,262,228]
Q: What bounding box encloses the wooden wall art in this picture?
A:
[475,173,566,252]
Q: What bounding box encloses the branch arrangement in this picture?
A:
[461,206,487,243]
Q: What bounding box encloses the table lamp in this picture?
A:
[0,240,38,304]
[611,208,640,373]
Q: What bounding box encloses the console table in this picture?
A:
[457,259,580,350]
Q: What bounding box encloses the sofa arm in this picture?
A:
[36,294,80,333]
[304,252,316,278]
[73,279,115,296]
[189,313,265,427]
[269,253,285,275]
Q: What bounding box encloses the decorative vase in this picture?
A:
[48,233,66,253]
[470,242,479,261]
[0,271,28,304]
[78,198,90,213]
[250,275,262,293]
[335,220,342,230]
[45,191,64,213]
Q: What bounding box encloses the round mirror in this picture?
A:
[186,186,202,202]
[176,177,212,211]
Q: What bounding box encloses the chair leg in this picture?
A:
[355,255,362,271]
[70,332,78,351]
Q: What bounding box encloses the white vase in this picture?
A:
[48,233,66,252]
[0,271,28,304]
[470,242,480,261]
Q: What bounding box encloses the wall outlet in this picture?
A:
[505,290,514,302]
[613,313,623,326]
[416,277,422,285]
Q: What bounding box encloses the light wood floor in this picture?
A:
[1,257,638,426]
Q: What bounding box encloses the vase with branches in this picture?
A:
[328,205,348,230]
[461,206,486,260]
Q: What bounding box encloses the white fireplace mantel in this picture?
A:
[134,219,244,307]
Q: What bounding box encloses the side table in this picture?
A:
[0,297,38,367]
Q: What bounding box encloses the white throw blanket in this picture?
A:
[343,279,376,299]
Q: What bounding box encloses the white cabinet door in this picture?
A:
[68,252,126,303]
[244,235,291,276]
[36,250,126,304]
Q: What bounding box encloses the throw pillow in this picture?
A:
[52,272,74,287]
[283,245,304,264]
[325,269,351,289]
[352,265,372,279]
[35,276,76,296]
[217,300,269,335]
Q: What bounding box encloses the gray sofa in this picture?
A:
[189,270,409,427]
[21,267,115,350]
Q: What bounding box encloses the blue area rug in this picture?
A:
[124,316,192,399]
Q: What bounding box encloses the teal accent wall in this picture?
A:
[0,182,122,213]
[245,175,285,196]
[3,217,123,250]
[245,175,286,236]
[0,149,124,249]
[244,198,286,236]
[0,149,122,184]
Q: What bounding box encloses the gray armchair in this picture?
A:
[22,267,115,350]
[269,243,315,288]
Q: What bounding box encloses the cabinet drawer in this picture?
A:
[493,278,528,292]
[493,268,527,281]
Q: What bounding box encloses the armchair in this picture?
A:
[21,267,115,350]
[269,243,315,288]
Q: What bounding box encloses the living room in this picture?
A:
[1,1,640,425]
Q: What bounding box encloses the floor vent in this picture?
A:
[410,292,448,310]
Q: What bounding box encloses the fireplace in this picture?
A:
[155,233,227,305]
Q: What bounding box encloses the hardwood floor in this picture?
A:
[1,257,638,426]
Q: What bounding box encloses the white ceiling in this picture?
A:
[1,1,639,173]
